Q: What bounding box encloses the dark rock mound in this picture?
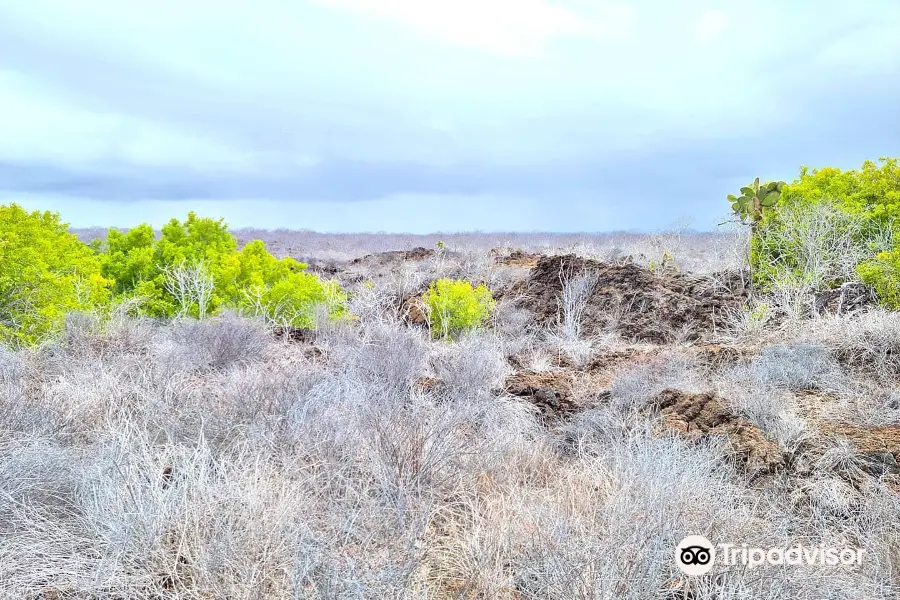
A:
[490,247,540,268]
[505,370,579,421]
[654,388,785,477]
[400,293,429,327]
[272,326,316,343]
[350,247,435,267]
[812,282,875,316]
[515,255,748,343]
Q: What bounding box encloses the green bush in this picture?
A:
[252,273,348,329]
[98,213,347,326]
[858,249,900,309]
[747,158,899,296]
[424,279,495,340]
[781,157,900,224]
[99,212,238,317]
[749,201,891,291]
[0,204,112,346]
[1,205,348,344]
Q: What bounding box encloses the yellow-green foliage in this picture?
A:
[782,157,900,222]
[749,157,900,296]
[255,273,347,329]
[424,279,495,340]
[99,212,238,317]
[0,204,112,346]
[0,206,348,347]
[858,250,900,309]
[226,240,347,327]
[98,213,347,326]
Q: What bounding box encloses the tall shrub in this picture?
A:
[99,212,237,317]
[98,213,347,325]
[745,158,899,296]
[0,204,111,345]
[782,157,900,223]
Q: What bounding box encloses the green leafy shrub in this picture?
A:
[748,201,892,290]
[858,250,900,309]
[424,279,495,340]
[98,213,347,326]
[217,239,306,304]
[231,242,347,327]
[773,157,900,307]
[745,158,898,297]
[253,273,347,329]
[0,204,112,346]
[781,157,900,224]
[99,212,238,317]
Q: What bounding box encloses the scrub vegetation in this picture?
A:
[1,157,899,599]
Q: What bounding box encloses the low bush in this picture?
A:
[796,309,900,377]
[429,332,507,401]
[751,343,844,392]
[169,313,271,372]
[244,270,347,329]
[423,278,495,340]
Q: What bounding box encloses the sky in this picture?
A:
[0,0,898,233]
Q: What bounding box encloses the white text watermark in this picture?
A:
[676,535,864,576]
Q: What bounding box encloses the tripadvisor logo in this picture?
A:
[675,535,865,575]
[676,535,715,576]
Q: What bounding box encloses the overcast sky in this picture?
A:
[1,1,898,233]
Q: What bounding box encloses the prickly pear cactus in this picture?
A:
[727,178,786,227]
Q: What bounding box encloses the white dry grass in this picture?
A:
[2,233,899,599]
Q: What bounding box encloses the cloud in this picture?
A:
[0,0,898,232]
[0,72,265,173]
[313,0,636,55]
[691,10,728,45]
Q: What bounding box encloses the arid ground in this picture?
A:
[3,229,899,599]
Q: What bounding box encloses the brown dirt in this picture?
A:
[691,344,758,368]
[510,344,754,377]
[272,326,316,343]
[509,346,653,372]
[653,388,900,484]
[400,293,429,327]
[653,388,786,477]
[819,422,900,476]
[584,347,648,372]
[414,376,440,393]
[513,255,748,343]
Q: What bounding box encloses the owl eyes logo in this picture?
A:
[676,535,716,575]
[680,545,712,565]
